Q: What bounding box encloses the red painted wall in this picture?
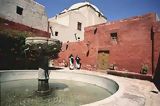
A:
[55,13,160,76]
[53,41,97,70]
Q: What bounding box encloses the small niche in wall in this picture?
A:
[16,6,23,15]
[98,13,101,17]
[86,50,90,57]
[55,31,58,36]
[94,28,97,34]
[66,41,69,50]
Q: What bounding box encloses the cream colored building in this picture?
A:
[49,1,107,43]
[0,0,48,31]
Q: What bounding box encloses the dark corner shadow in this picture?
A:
[153,53,160,91]
[49,83,68,90]
[48,67,64,70]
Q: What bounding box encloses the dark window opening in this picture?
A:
[55,31,58,36]
[98,50,110,54]
[16,6,23,15]
[77,22,82,31]
[110,32,118,44]
[110,32,118,40]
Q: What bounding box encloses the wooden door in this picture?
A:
[97,50,109,70]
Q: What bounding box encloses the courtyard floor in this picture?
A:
[59,68,160,106]
[0,68,159,106]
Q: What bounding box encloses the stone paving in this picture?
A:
[62,68,160,106]
[105,75,160,106]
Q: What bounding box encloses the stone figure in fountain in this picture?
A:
[25,37,62,96]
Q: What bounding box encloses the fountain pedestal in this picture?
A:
[25,37,62,96]
[36,67,51,96]
[38,79,49,91]
[37,79,50,96]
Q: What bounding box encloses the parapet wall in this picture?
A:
[0,0,48,31]
[0,17,50,37]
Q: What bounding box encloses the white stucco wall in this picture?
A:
[50,19,84,43]
[49,3,107,43]
[79,6,106,26]
[0,0,48,31]
[56,15,70,26]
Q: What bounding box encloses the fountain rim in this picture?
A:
[25,37,59,45]
[25,37,56,41]
[0,69,124,106]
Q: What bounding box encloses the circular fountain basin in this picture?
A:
[0,69,119,106]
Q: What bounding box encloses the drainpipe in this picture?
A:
[151,26,155,77]
[47,21,50,33]
[50,26,54,37]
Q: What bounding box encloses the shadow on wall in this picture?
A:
[153,53,160,91]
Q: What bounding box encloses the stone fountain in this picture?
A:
[0,38,119,106]
[25,37,62,96]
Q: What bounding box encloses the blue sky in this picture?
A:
[36,0,160,21]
